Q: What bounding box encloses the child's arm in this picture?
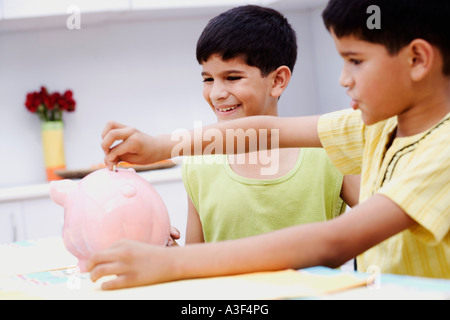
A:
[88,194,415,290]
[340,175,361,207]
[185,197,205,244]
[101,116,322,170]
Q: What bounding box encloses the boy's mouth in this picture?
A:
[350,99,359,110]
[216,104,241,112]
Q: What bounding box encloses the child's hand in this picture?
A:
[101,121,164,170]
[167,226,181,247]
[88,239,177,290]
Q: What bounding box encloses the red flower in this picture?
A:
[24,86,76,121]
[25,93,37,112]
[64,90,73,100]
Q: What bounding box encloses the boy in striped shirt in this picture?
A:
[91,0,449,289]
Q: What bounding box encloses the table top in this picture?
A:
[0,237,449,300]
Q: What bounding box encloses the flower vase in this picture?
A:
[41,121,66,181]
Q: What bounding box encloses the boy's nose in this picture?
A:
[339,68,353,88]
[210,82,229,101]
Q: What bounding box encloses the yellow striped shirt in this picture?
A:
[318,109,450,278]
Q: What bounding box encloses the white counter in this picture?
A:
[0,165,183,203]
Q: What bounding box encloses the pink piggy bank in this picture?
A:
[50,168,171,272]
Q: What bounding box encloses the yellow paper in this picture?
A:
[0,268,367,300]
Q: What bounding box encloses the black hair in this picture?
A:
[196,5,297,77]
[322,0,450,75]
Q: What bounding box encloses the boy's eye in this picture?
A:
[202,76,242,82]
[350,59,362,65]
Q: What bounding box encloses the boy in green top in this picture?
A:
[183,5,358,245]
[90,0,449,289]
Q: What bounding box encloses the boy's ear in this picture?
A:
[407,39,435,81]
[270,66,291,98]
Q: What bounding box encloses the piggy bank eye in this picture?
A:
[121,185,137,198]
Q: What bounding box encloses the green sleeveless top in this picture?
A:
[182,148,345,242]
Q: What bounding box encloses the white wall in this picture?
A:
[309,5,351,113]
[0,4,348,188]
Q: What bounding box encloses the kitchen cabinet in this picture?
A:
[0,202,23,243]
[20,198,65,241]
[0,166,187,245]
[0,199,62,243]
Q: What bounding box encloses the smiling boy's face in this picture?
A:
[201,54,280,122]
[332,31,414,125]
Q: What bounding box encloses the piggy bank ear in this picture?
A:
[50,179,77,206]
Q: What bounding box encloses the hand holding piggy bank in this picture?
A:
[50,168,171,272]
